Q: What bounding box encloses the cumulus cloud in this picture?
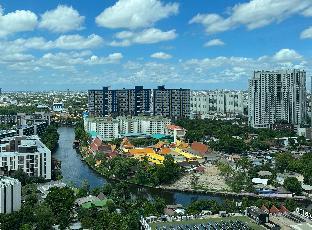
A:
[0,53,34,63]
[0,34,104,52]
[0,5,38,37]
[190,0,312,34]
[96,0,178,29]
[302,7,312,17]
[150,52,172,59]
[300,26,312,39]
[90,53,123,64]
[204,39,225,47]
[39,5,85,33]
[110,28,177,46]
[53,34,103,49]
[2,47,311,89]
[273,49,302,62]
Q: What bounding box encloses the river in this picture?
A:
[53,127,224,206]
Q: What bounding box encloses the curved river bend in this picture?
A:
[53,127,223,206]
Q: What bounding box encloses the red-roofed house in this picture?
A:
[165,125,186,143]
[194,166,205,173]
[279,205,288,213]
[191,142,209,156]
[269,205,280,215]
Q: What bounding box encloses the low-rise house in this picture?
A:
[302,184,312,196]
[194,166,205,174]
[38,181,67,199]
[252,178,269,186]
[276,172,304,185]
[258,171,273,177]
[165,125,186,143]
[190,142,209,156]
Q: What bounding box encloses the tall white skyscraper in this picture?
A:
[248,69,306,129]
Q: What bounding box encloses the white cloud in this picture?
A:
[190,0,312,34]
[273,48,302,62]
[53,34,103,49]
[111,28,177,46]
[39,5,85,33]
[300,26,312,39]
[0,53,34,63]
[190,14,233,34]
[204,39,225,47]
[90,53,124,64]
[96,0,178,29]
[0,34,103,52]
[150,52,172,59]
[2,47,310,88]
[302,7,312,17]
[0,5,38,37]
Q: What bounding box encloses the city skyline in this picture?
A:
[0,0,311,91]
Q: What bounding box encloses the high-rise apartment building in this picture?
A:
[153,86,190,118]
[0,177,21,214]
[190,90,246,116]
[248,69,306,129]
[0,136,51,179]
[88,86,151,117]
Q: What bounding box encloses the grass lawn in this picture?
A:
[150,216,266,230]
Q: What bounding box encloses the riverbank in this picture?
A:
[77,146,311,204]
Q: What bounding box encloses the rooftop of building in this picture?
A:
[0,176,20,187]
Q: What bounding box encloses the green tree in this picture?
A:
[46,187,75,229]
[34,204,54,230]
[285,199,298,212]
[275,153,294,172]
[77,180,90,198]
[284,177,302,195]
[236,156,252,172]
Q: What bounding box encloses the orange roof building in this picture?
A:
[279,205,288,213]
[191,142,209,155]
[166,125,185,131]
[159,147,171,155]
[129,148,155,155]
[269,205,280,214]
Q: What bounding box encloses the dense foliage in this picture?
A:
[0,105,38,115]
[87,154,183,186]
[11,169,46,186]
[40,125,59,151]
[186,197,299,215]
[175,118,295,153]
[74,120,89,146]
[275,152,312,184]
[46,187,76,229]
[283,177,303,195]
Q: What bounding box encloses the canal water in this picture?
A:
[53,127,224,206]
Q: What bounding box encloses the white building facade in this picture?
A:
[0,177,21,214]
[118,116,171,135]
[248,69,307,129]
[84,117,119,141]
[190,90,246,117]
[0,136,51,179]
[84,116,172,140]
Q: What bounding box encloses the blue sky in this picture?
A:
[0,0,311,91]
